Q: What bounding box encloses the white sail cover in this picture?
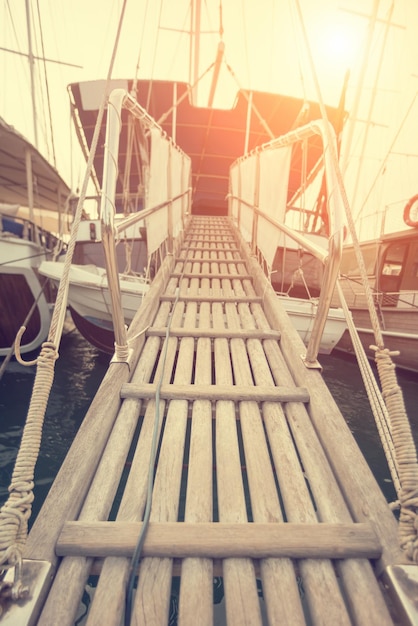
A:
[146,128,190,255]
[230,145,292,267]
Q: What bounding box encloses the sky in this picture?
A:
[1,0,417,231]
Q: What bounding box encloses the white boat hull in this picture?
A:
[276,294,347,355]
[39,261,149,332]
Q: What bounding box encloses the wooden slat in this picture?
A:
[226,266,354,625]
[212,277,263,626]
[57,521,382,559]
[178,278,214,626]
[182,250,238,258]
[221,275,305,625]
[238,231,397,625]
[146,326,281,340]
[160,293,262,303]
[120,382,309,403]
[84,278,186,626]
[171,271,253,280]
[132,266,199,623]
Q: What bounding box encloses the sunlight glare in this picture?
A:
[310,11,360,73]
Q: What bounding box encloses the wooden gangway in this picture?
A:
[17,215,403,625]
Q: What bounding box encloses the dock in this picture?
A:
[14,215,404,625]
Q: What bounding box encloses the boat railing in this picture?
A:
[99,88,191,359]
[0,210,63,253]
[339,274,418,310]
[229,119,346,367]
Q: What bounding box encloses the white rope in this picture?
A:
[0,0,130,589]
[293,0,418,560]
[336,283,401,494]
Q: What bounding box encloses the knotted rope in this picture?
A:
[0,343,58,572]
[373,346,418,562]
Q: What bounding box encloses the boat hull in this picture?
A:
[0,238,53,356]
[276,295,347,355]
[39,261,149,354]
[336,307,418,374]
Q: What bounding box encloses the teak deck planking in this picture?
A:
[21,216,402,625]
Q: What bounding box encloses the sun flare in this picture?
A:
[310,10,362,72]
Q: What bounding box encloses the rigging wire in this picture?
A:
[34,0,56,168]
[146,0,164,111]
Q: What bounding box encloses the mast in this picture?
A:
[25,0,38,150]
[190,0,202,104]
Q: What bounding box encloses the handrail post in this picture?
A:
[251,152,260,255]
[167,144,173,254]
[100,89,129,360]
[99,88,190,361]
[230,119,346,368]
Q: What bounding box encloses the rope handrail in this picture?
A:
[100,88,190,359]
[230,118,345,366]
[291,0,418,562]
[0,0,130,600]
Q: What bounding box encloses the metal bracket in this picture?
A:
[381,564,418,626]
[1,560,52,626]
[301,353,323,370]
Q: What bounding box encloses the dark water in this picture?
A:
[0,329,417,522]
[320,351,418,503]
[0,327,108,521]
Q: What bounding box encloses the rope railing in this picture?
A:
[0,0,130,600]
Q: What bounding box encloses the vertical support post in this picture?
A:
[237,164,242,231]
[251,152,260,255]
[25,148,36,243]
[244,91,253,155]
[172,83,177,144]
[167,144,173,254]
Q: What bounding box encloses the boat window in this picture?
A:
[381,242,407,276]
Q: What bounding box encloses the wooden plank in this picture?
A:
[171,271,253,280]
[240,226,401,569]
[160,293,262,303]
[120,382,309,403]
[225,269,354,625]
[236,235,396,625]
[57,521,382,559]
[146,326,281,340]
[182,249,245,258]
[132,266,198,624]
[84,272,186,626]
[178,275,213,626]
[36,301,175,626]
[212,277,263,626]
[222,276,305,626]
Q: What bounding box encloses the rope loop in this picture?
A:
[14,327,38,367]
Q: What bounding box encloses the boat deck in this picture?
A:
[21,216,402,625]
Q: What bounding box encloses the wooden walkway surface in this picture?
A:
[23,216,402,625]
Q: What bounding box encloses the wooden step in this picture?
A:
[171,271,253,280]
[160,294,262,303]
[181,245,240,253]
[146,326,281,340]
[120,382,310,403]
[56,521,382,560]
